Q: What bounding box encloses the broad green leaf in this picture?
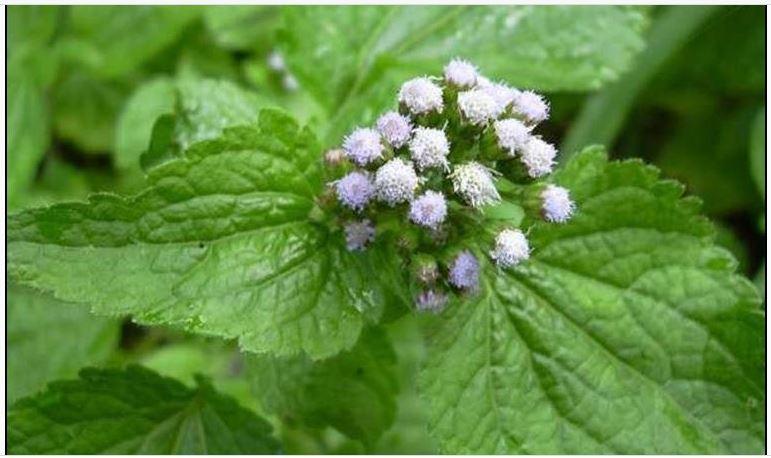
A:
[203,6,279,52]
[750,107,765,197]
[7,366,281,454]
[248,327,399,446]
[279,6,647,142]
[8,6,60,50]
[7,286,119,404]
[420,147,764,454]
[8,109,402,359]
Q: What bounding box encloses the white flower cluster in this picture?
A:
[324,58,576,310]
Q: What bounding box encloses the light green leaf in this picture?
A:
[8,286,120,404]
[8,5,60,50]
[420,147,763,454]
[8,109,402,359]
[248,327,399,446]
[7,366,281,454]
[750,107,765,197]
[279,6,647,142]
[203,6,279,52]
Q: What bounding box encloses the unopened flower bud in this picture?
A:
[409,190,447,229]
[458,89,501,125]
[493,118,532,156]
[324,148,346,167]
[343,127,384,166]
[490,229,530,268]
[541,184,575,223]
[448,250,480,290]
[409,127,450,171]
[399,77,444,115]
[520,137,557,178]
[411,254,439,285]
[376,111,412,148]
[415,289,448,313]
[344,219,376,251]
[514,90,549,124]
[335,171,374,212]
[375,158,419,206]
[449,162,501,208]
[444,58,478,88]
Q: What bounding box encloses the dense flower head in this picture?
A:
[335,171,374,212]
[344,219,375,251]
[490,229,530,268]
[324,59,576,311]
[449,162,500,208]
[448,250,480,290]
[409,191,447,229]
[514,90,550,124]
[494,118,531,156]
[520,137,557,178]
[541,185,575,223]
[409,127,450,171]
[444,58,478,88]
[375,158,419,206]
[399,77,444,115]
[458,89,501,125]
[376,111,413,148]
[343,127,384,166]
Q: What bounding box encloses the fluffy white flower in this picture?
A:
[376,111,412,148]
[541,185,575,223]
[494,118,532,156]
[449,161,500,208]
[520,137,557,178]
[490,229,530,268]
[399,77,444,115]
[444,58,478,88]
[479,82,518,113]
[375,158,419,206]
[409,127,450,171]
[344,219,376,251]
[513,90,549,124]
[342,127,384,166]
[409,191,448,229]
[458,89,502,125]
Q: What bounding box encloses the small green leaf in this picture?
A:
[203,6,279,52]
[420,147,763,454]
[7,366,281,454]
[7,286,120,404]
[8,109,401,359]
[248,327,399,445]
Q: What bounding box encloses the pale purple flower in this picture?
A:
[541,184,575,223]
[409,191,447,229]
[376,111,412,148]
[513,90,549,124]
[494,118,532,156]
[458,89,501,125]
[448,250,480,290]
[449,161,500,208]
[335,171,374,212]
[374,158,419,206]
[399,77,444,115]
[490,229,530,268]
[344,219,375,251]
[520,137,557,178]
[409,127,450,171]
[479,82,518,113]
[415,289,448,313]
[444,58,478,88]
[342,127,384,166]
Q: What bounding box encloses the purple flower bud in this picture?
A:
[409,127,450,171]
[415,289,448,313]
[343,127,384,166]
[344,219,375,251]
[514,90,549,124]
[444,58,478,88]
[409,190,447,229]
[335,171,374,212]
[490,229,530,268]
[541,184,575,223]
[376,111,412,148]
[375,158,419,206]
[399,77,444,115]
[448,250,480,290]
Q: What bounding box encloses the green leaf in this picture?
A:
[279,6,647,142]
[750,107,765,197]
[248,327,399,446]
[8,6,60,50]
[420,147,763,454]
[7,286,120,404]
[8,109,401,359]
[7,366,281,454]
[203,6,279,52]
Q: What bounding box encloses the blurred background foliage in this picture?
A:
[6,5,765,454]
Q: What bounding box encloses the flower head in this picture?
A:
[344,219,376,251]
[335,171,374,212]
[399,77,444,115]
[409,190,448,229]
[541,184,575,223]
[520,137,557,178]
[494,118,531,156]
[458,89,501,125]
[415,289,448,313]
[490,229,530,268]
[376,111,412,148]
[448,250,480,290]
[479,81,518,113]
[342,127,384,166]
[324,148,346,167]
[409,127,450,171]
[375,158,419,206]
[514,90,549,124]
[449,161,500,208]
[444,58,478,88]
